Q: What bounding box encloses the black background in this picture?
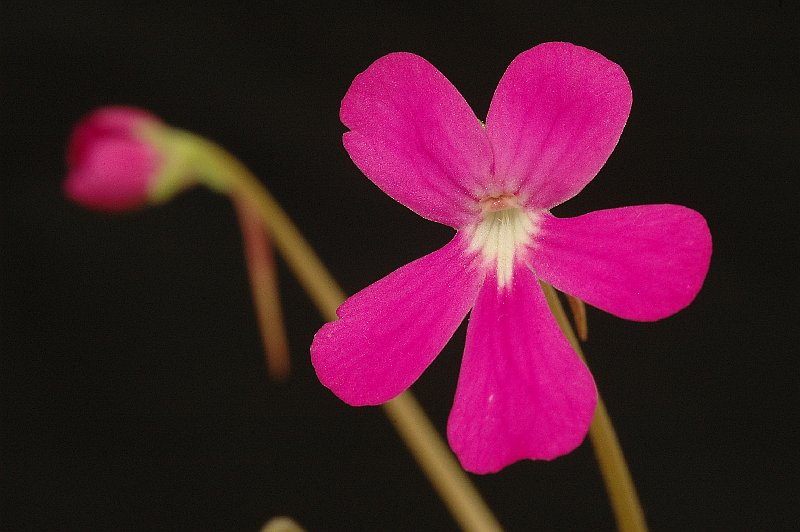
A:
[2,3,797,530]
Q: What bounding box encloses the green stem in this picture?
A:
[541,283,648,532]
[192,134,502,532]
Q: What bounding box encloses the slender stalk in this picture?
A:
[541,283,647,532]
[233,197,291,380]
[198,138,502,532]
[566,294,588,341]
[383,393,502,532]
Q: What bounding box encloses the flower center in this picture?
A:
[467,194,539,288]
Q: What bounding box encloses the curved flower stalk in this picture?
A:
[63,108,502,530]
[311,42,712,474]
[63,106,290,379]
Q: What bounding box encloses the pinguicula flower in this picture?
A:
[311,42,712,473]
[64,106,201,211]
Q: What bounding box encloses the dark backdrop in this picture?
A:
[2,3,797,530]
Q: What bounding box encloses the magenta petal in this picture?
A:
[67,106,159,168]
[486,42,632,209]
[63,138,158,211]
[531,205,712,321]
[311,235,483,406]
[341,52,493,227]
[447,266,596,474]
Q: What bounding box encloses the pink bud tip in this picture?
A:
[64,106,163,211]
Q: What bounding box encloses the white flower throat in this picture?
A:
[467,194,539,288]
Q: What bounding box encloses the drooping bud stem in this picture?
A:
[63,106,232,212]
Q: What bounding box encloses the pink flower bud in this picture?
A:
[64,106,164,211]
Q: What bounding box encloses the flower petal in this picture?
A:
[530,205,712,321]
[67,106,159,168]
[311,234,483,406]
[341,52,492,227]
[447,266,596,473]
[485,42,632,209]
[63,138,158,211]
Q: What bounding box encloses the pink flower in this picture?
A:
[64,106,164,211]
[311,42,712,473]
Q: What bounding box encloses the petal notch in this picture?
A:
[341,52,493,227]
